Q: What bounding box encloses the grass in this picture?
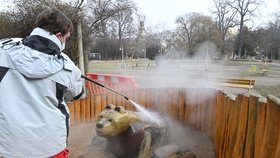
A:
[87,59,155,74]
[87,59,280,98]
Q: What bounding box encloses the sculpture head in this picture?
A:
[95,104,141,137]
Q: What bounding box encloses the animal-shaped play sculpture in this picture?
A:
[95,104,170,158]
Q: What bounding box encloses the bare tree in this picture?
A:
[86,0,134,34]
[227,0,263,58]
[175,12,220,56]
[267,12,280,60]
[175,13,198,55]
[212,0,238,56]
[112,0,136,48]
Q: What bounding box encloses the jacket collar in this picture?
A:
[30,27,63,51]
[22,27,63,55]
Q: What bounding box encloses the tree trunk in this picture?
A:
[237,22,245,58]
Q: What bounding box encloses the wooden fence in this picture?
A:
[67,88,280,158]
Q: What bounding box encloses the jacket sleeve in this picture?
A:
[70,66,84,100]
[61,53,84,100]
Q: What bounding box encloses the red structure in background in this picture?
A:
[85,73,138,96]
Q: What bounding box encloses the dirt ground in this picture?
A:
[68,120,215,158]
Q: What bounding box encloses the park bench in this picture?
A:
[131,63,156,69]
[213,78,256,92]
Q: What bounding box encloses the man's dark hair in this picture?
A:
[36,8,74,35]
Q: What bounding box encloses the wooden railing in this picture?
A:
[67,88,280,158]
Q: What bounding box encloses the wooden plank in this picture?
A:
[195,89,201,130]
[259,95,280,158]
[112,92,117,105]
[183,89,189,124]
[227,94,240,158]
[94,94,102,120]
[171,88,179,119]
[178,88,185,123]
[106,92,113,106]
[213,78,255,91]
[232,94,250,158]
[202,89,210,132]
[90,96,95,121]
[254,97,267,158]
[85,97,91,123]
[214,78,255,85]
[73,99,81,125]
[214,83,253,89]
[131,89,139,112]
[116,92,122,107]
[209,90,218,138]
[101,94,107,109]
[144,88,151,110]
[194,89,200,128]
[200,88,208,131]
[244,94,260,158]
[67,101,75,127]
[187,89,197,127]
[213,91,224,157]
[125,90,133,111]
[153,88,162,113]
[80,98,86,123]
[218,93,231,158]
[139,89,146,109]
[160,88,168,114]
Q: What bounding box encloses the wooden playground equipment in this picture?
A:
[67,87,280,158]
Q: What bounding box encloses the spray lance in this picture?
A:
[81,75,130,100]
[81,75,160,122]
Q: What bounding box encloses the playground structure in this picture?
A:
[250,58,270,75]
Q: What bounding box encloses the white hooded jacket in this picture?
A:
[0,28,84,157]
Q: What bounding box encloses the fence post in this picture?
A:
[178,88,185,123]
[225,93,238,158]
[68,101,75,127]
[94,95,102,120]
[259,95,280,158]
[231,94,249,158]
[254,97,267,158]
[244,94,261,158]
[90,96,95,121]
[213,91,225,157]
[74,99,81,125]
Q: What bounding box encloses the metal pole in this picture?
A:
[120,44,124,61]
[122,47,124,61]
[81,75,130,100]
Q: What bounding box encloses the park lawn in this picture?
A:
[87,59,280,98]
[87,59,155,74]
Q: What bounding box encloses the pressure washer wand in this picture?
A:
[81,75,130,100]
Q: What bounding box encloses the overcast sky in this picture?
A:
[134,0,280,30]
[1,0,280,30]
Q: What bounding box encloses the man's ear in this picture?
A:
[55,32,63,36]
[55,32,63,40]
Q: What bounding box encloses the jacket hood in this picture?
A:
[6,28,67,79]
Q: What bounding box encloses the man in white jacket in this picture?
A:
[0,8,84,158]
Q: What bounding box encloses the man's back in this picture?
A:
[0,37,83,157]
